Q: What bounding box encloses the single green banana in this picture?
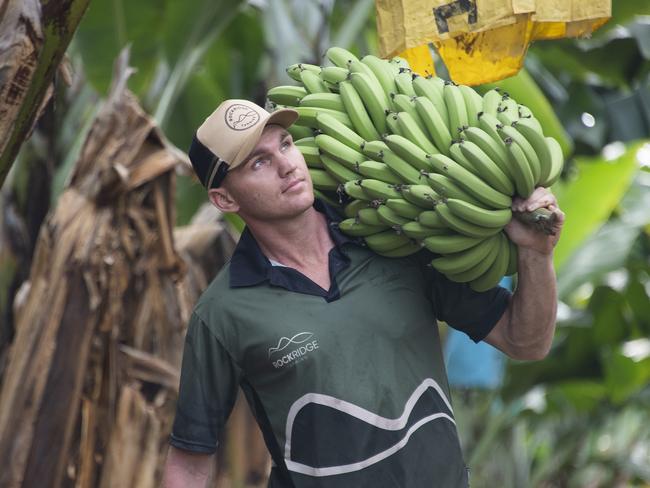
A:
[412,75,449,130]
[286,63,304,82]
[344,199,368,218]
[418,210,446,229]
[358,161,402,184]
[402,184,440,209]
[321,66,350,85]
[359,178,402,200]
[315,133,366,170]
[339,80,381,141]
[414,96,452,156]
[386,112,402,136]
[309,168,339,191]
[395,111,439,155]
[349,60,391,105]
[449,142,480,177]
[517,105,543,133]
[295,136,316,148]
[375,241,422,258]
[512,118,552,183]
[506,237,518,276]
[301,69,330,94]
[343,180,374,201]
[295,106,352,129]
[395,71,416,97]
[427,154,512,209]
[361,55,399,99]
[446,198,511,228]
[391,57,411,70]
[350,71,390,135]
[300,93,345,112]
[443,234,500,283]
[267,85,308,106]
[316,112,366,151]
[470,232,510,292]
[459,85,483,127]
[517,103,533,118]
[381,148,423,185]
[338,218,388,236]
[459,140,514,195]
[462,126,510,181]
[384,134,435,172]
[357,207,385,226]
[443,82,469,138]
[478,112,505,149]
[361,140,390,160]
[326,46,358,67]
[287,124,313,141]
[481,89,502,118]
[423,233,483,254]
[423,172,482,206]
[376,204,410,227]
[504,139,535,198]
[401,221,448,239]
[321,153,361,183]
[298,145,324,168]
[287,63,321,81]
[431,234,497,275]
[498,124,541,184]
[386,198,422,220]
[391,93,427,132]
[539,137,564,187]
[435,203,502,238]
[496,96,519,125]
[348,58,376,78]
[364,229,411,252]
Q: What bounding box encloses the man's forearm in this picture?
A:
[504,247,558,360]
[162,446,214,488]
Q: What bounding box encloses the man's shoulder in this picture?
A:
[192,261,233,315]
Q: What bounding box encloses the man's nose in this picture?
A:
[277,152,297,177]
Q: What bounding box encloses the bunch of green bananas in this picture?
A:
[266,47,564,292]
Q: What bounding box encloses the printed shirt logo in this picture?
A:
[269,332,319,369]
[224,104,260,130]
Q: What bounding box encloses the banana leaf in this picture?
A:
[553,141,643,273]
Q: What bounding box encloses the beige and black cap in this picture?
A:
[188,99,299,189]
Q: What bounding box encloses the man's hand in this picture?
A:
[504,187,565,255]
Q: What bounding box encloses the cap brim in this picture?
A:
[231,108,299,169]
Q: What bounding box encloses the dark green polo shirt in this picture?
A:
[170,200,511,487]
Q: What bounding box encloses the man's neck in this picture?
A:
[245,207,335,270]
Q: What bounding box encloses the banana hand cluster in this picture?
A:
[266,47,565,292]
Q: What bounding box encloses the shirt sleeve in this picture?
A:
[170,312,242,453]
[424,263,512,343]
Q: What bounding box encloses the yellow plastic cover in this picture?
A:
[376,0,611,85]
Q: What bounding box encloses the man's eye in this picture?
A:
[252,158,266,169]
[281,140,291,150]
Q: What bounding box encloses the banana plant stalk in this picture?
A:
[0,0,91,189]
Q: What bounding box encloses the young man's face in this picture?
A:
[211,124,314,221]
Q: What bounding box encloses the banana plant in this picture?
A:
[0,0,91,189]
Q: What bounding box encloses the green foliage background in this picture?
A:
[8,0,650,485]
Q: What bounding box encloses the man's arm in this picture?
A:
[483,187,565,360]
[162,446,215,488]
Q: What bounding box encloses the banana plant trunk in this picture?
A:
[0,0,91,189]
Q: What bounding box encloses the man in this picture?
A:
[163,99,564,487]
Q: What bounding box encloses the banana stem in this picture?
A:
[513,208,558,235]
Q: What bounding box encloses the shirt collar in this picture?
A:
[229,199,356,288]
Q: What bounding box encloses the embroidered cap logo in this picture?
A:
[225,104,260,131]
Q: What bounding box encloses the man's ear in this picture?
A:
[208,186,240,213]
